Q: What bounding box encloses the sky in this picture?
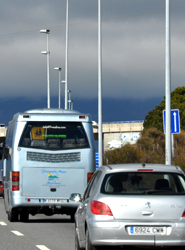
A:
[0,0,185,125]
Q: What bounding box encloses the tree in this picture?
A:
[144,87,185,131]
[136,128,165,163]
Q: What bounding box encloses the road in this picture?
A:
[0,198,75,250]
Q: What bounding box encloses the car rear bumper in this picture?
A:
[88,221,185,247]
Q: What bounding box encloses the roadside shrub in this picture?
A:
[104,144,143,164]
[103,128,185,168]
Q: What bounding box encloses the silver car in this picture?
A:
[75,163,185,249]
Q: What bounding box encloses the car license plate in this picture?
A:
[44,199,67,203]
[130,226,166,235]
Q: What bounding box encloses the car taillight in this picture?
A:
[182,210,185,217]
[90,201,113,216]
[12,172,19,191]
[87,173,93,182]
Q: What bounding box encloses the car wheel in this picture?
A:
[85,228,98,250]
[8,209,18,222]
[75,227,83,250]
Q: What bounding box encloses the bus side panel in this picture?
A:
[4,121,26,213]
[83,122,96,172]
[83,122,95,151]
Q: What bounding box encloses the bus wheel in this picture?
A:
[20,211,29,222]
[8,210,18,222]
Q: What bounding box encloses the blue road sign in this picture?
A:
[163,109,180,134]
[96,153,99,169]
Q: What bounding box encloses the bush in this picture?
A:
[104,128,185,171]
[104,144,143,164]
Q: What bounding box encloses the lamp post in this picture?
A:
[40,29,50,109]
[165,0,171,165]
[68,100,73,110]
[62,80,66,108]
[54,67,62,109]
[98,0,103,167]
[64,0,69,109]
[67,90,71,109]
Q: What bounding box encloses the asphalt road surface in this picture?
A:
[0,198,75,250]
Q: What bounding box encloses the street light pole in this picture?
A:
[67,90,71,109]
[40,29,50,109]
[165,0,171,165]
[61,80,66,108]
[64,0,69,109]
[54,67,62,109]
[98,0,103,167]
[68,100,73,110]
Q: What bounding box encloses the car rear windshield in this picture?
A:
[101,172,185,195]
[19,121,89,150]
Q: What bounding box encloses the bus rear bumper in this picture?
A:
[10,195,80,216]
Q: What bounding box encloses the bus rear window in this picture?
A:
[19,121,89,150]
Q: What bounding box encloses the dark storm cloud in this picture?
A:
[0,0,185,102]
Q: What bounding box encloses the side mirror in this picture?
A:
[69,193,82,202]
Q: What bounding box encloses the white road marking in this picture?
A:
[36,246,51,250]
[173,112,177,132]
[11,230,24,236]
[0,221,7,226]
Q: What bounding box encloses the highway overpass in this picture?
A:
[93,121,144,150]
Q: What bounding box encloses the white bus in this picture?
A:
[1,109,95,222]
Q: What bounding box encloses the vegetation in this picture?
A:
[104,87,185,172]
[104,128,165,165]
[144,87,185,131]
[104,128,185,172]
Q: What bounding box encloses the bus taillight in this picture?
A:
[12,172,19,191]
[88,173,94,182]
